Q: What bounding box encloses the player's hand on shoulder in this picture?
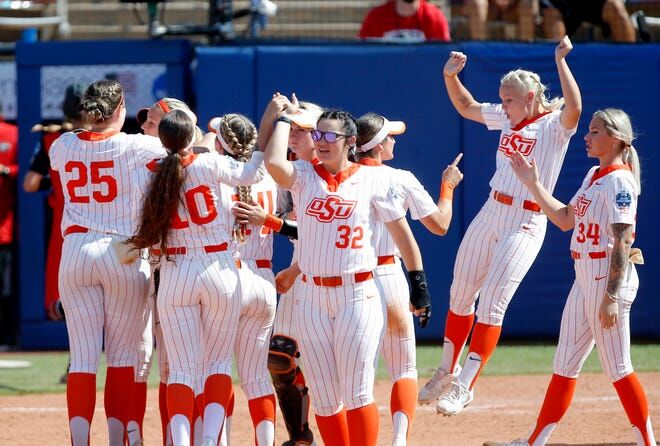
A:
[510,151,538,187]
[555,36,573,61]
[442,153,464,187]
[444,51,467,77]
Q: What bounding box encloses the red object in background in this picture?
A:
[359,0,451,42]
[0,119,18,245]
[43,131,65,314]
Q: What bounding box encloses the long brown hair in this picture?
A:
[355,112,386,161]
[80,80,124,124]
[219,113,257,243]
[128,110,195,254]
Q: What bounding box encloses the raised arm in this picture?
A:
[419,153,464,235]
[257,93,290,153]
[555,36,582,130]
[265,102,299,189]
[510,151,574,231]
[385,217,432,328]
[443,52,485,124]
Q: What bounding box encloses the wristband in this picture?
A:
[606,291,619,303]
[276,115,292,126]
[440,181,455,200]
[408,270,431,328]
[264,214,284,232]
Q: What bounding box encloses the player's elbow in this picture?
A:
[423,216,448,236]
[22,174,40,193]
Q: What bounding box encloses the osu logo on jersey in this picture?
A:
[498,133,537,157]
[305,195,357,223]
[574,194,592,218]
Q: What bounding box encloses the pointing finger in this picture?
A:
[451,153,463,167]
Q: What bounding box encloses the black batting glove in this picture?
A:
[408,270,431,328]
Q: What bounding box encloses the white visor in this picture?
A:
[357,118,406,152]
[208,116,232,153]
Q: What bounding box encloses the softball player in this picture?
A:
[486,109,656,446]
[128,110,264,446]
[131,97,204,446]
[208,113,278,446]
[421,36,582,416]
[232,96,323,446]
[49,80,167,445]
[265,102,431,446]
[354,112,463,446]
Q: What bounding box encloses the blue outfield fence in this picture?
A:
[17,40,660,349]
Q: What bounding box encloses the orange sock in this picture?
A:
[443,311,475,372]
[346,403,379,446]
[614,373,655,446]
[248,394,277,427]
[463,322,501,389]
[158,382,169,446]
[168,383,194,419]
[67,372,96,444]
[390,378,417,437]
[204,374,233,408]
[527,374,577,445]
[105,367,134,433]
[315,409,349,446]
[129,381,147,433]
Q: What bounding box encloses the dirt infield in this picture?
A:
[2,372,658,445]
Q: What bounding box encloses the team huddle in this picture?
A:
[51,35,655,446]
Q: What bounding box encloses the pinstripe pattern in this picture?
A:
[235,263,277,399]
[294,279,384,416]
[50,131,166,237]
[450,197,547,325]
[157,251,241,388]
[482,104,576,201]
[135,292,155,382]
[59,232,151,372]
[553,166,640,381]
[553,259,637,381]
[273,278,300,338]
[374,261,417,382]
[289,161,405,276]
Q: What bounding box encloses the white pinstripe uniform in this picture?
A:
[49,130,165,375]
[289,160,405,416]
[224,174,278,400]
[450,104,576,325]
[554,165,639,381]
[360,160,438,383]
[149,151,265,390]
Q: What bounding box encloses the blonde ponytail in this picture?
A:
[624,145,641,195]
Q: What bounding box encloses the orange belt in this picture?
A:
[377,255,396,265]
[235,259,273,269]
[302,271,374,287]
[493,191,541,213]
[571,250,606,260]
[63,225,90,236]
[152,243,228,256]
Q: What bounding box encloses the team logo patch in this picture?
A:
[615,190,632,210]
[574,195,592,218]
[498,133,537,157]
[305,195,357,223]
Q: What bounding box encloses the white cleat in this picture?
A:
[482,439,530,446]
[418,364,461,405]
[435,379,473,416]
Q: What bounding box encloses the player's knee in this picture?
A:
[268,334,299,377]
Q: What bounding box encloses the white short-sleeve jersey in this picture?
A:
[224,173,279,261]
[481,103,576,199]
[143,151,264,249]
[289,161,406,276]
[49,130,166,237]
[358,159,437,257]
[569,165,638,254]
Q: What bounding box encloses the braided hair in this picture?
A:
[219,113,258,243]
